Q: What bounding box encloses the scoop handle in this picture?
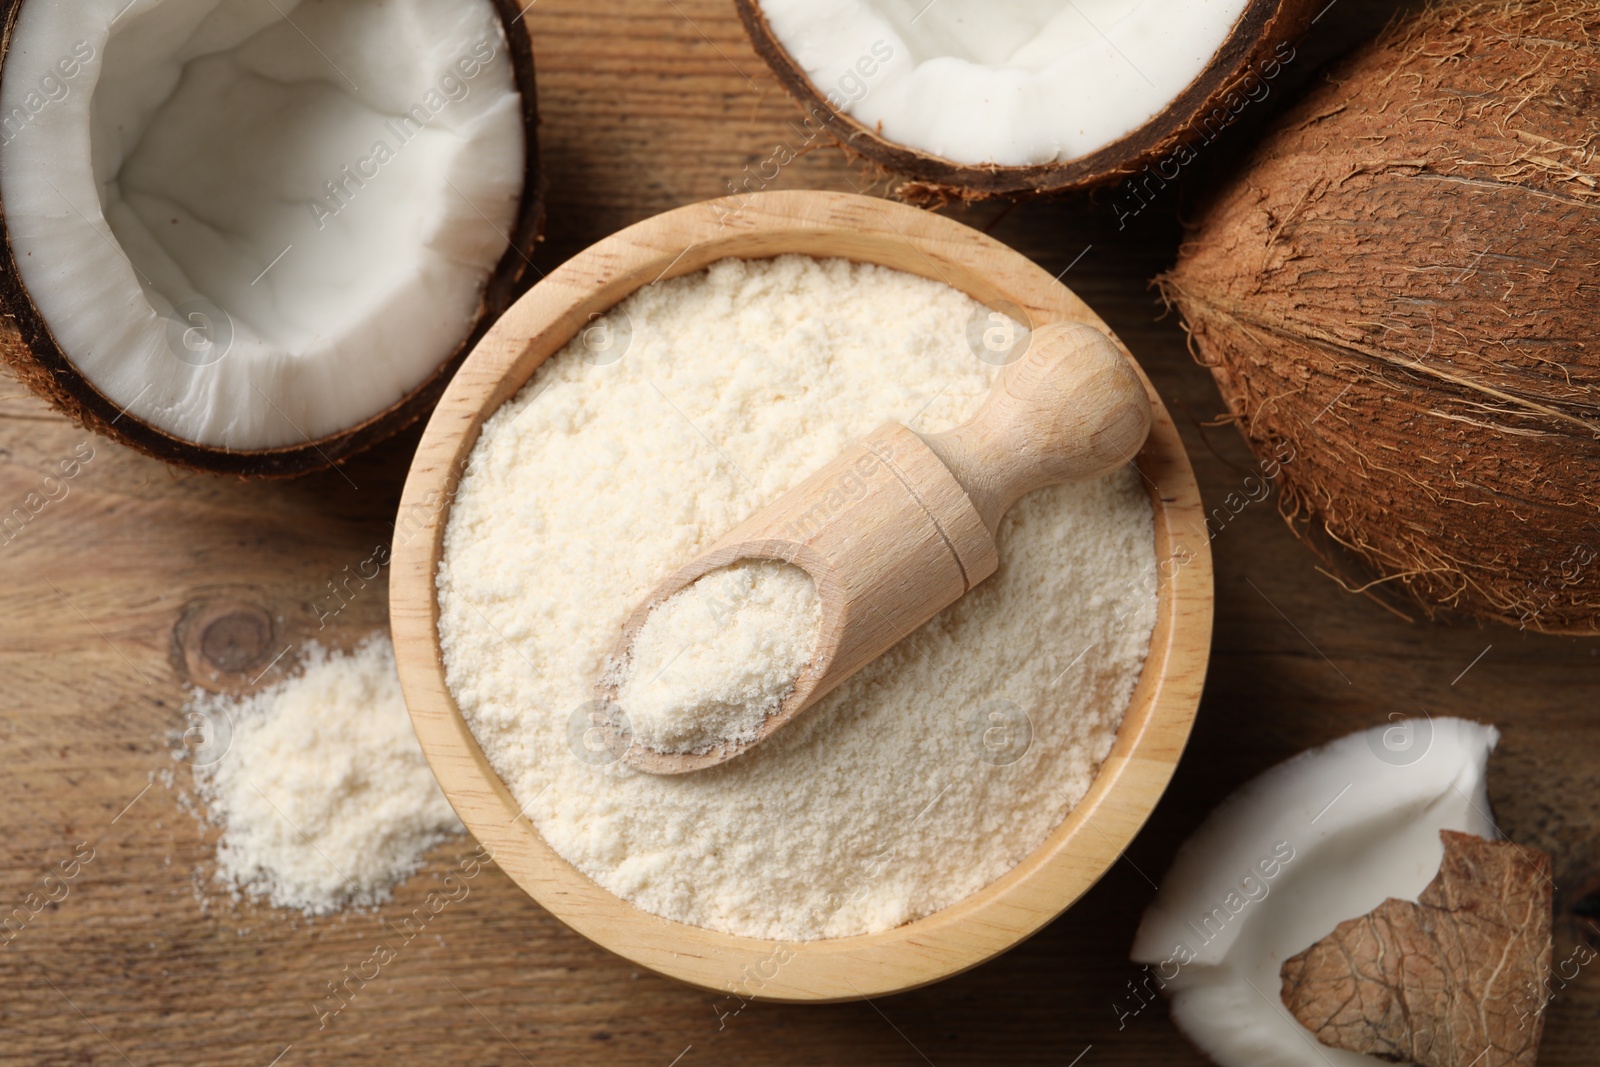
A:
[921,322,1151,533]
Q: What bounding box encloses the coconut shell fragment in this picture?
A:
[1161,0,1600,632]
[1281,831,1552,1067]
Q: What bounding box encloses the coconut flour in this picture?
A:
[438,255,1158,940]
[187,636,462,915]
[612,561,821,755]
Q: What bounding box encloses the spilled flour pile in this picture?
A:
[187,636,461,915]
[438,255,1158,940]
[612,561,821,755]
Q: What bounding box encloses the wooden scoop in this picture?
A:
[596,322,1152,774]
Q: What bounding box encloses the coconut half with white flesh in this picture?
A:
[1130,717,1502,1067]
[0,0,540,476]
[735,0,1317,203]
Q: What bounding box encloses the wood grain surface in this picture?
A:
[1,1,1596,1065]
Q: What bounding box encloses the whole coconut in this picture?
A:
[1162,0,1600,634]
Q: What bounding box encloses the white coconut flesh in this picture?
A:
[0,0,523,450]
[1130,718,1501,1067]
[756,0,1252,167]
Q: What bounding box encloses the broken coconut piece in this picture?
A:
[1130,717,1501,1067]
[0,0,541,476]
[1281,830,1552,1067]
[736,0,1319,202]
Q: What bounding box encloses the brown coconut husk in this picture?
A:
[1161,0,1600,634]
[734,0,1321,203]
[1281,831,1552,1067]
[0,0,544,478]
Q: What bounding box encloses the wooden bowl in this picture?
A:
[390,190,1213,1002]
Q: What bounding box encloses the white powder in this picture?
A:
[188,636,462,915]
[438,255,1157,940]
[612,561,821,755]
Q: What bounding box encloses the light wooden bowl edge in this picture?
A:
[389,189,1214,1002]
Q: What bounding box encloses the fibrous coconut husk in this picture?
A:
[1161,0,1600,633]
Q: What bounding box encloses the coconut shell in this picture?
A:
[0,0,544,479]
[735,0,1320,204]
[1161,0,1600,634]
[1280,831,1552,1067]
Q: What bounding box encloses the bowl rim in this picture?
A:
[389,189,1213,1002]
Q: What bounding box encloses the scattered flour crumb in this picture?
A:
[613,560,821,754]
[186,635,462,916]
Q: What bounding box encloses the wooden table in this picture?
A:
[3,2,1595,1064]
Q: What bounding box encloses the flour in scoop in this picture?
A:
[612,561,821,754]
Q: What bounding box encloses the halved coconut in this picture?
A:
[0,0,541,476]
[736,0,1316,203]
